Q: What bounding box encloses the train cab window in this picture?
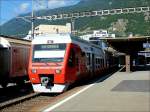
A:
[32,44,66,63]
[68,49,75,67]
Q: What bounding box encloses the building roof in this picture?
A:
[101,36,150,55]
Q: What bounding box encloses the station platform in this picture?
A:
[42,70,150,112]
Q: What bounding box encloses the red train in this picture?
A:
[28,34,117,93]
[0,35,31,87]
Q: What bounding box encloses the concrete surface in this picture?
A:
[42,71,150,112]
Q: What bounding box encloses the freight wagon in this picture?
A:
[0,35,31,87]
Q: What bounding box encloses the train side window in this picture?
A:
[76,57,79,66]
[68,49,75,67]
[96,58,98,64]
[100,59,103,67]
[89,53,91,65]
[98,59,100,64]
[81,51,85,57]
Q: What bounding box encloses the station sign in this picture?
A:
[138,52,150,57]
[143,43,150,48]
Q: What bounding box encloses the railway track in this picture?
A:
[0,94,58,112]
[0,82,72,111]
[0,83,33,103]
[0,86,85,112]
[0,92,40,110]
[0,82,94,111]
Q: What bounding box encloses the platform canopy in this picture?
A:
[104,36,150,55]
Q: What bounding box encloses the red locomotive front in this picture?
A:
[28,34,80,93]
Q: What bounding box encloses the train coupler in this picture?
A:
[40,76,54,88]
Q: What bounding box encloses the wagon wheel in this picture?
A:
[0,72,9,88]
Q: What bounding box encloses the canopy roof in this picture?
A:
[104,36,150,55]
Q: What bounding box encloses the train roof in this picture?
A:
[0,35,31,48]
[0,35,31,42]
[32,33,104,55]
[33,33,101,47]
[32,33,72,44]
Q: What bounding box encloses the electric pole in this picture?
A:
[31,0,34,39]
[71,18,75,35]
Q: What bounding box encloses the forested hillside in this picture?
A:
[0,0,150,37]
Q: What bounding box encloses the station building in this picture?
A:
[24,23,71,40]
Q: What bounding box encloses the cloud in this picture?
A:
[33,0,80,10]
[48,0,66,9]
[14,0,80,14]
[14,3,30,15]
[34,0,47,10]
[20,3,29,12]
[48,0,80,9]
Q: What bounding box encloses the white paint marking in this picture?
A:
[43,83,95,112]
[43,67,123,112]
[118,65,125,72]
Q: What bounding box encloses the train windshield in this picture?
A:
[32,44,66,62]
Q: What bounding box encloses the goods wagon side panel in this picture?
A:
[0,48,10,79]
[10,44,30,78]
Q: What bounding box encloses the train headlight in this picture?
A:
[32,69,37,74]
[55,69,61,74]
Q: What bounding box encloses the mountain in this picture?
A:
[0,0,150,38]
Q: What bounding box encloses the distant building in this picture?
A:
[92,30,115,38]
[24,23,71,40]
[24,31,32,40]
[79,34,93,41]
[80,29,115,41]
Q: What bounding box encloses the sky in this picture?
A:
[0,0,81,25]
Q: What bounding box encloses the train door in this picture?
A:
[67,48,76,82]
[91,53,95,75]
[0,48,10,87]
[87,53,92,73]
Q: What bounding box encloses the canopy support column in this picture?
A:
[125,55,131,72]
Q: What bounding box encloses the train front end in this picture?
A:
[28,34,71,93]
